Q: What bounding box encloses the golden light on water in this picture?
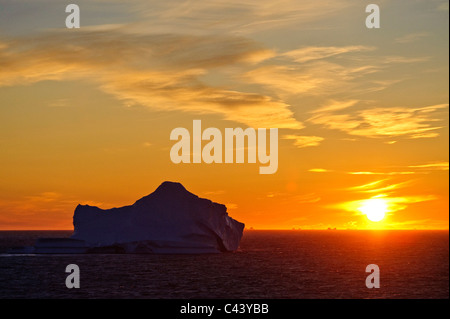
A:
[358,198,388,222]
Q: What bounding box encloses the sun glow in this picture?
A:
[358,198,388,222]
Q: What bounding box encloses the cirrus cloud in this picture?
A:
[0,30,302,129]
[308,101,448,139]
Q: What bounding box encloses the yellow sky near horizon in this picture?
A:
[0,0,448,230]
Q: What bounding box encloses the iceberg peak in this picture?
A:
[151,181,194,198]
[156,181,188,193]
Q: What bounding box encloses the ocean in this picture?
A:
[0,230,448,299]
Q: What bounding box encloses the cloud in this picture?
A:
[265,191,321,203]
[308,168,331,173]
[25,192,62,203]
[48,98,69,108]
[395,32,430,44]
[348,171,416,175]
[283,135,324,148]
[203,190,226,195]
[381,56,430,64]
[243,65,327,96]
[347,179,387,191]
[256,46,429,98]
[243,51,385,98]
[346,179,412,194]
[378,195,438,213]
[309,101,448,139]
[0,191,104,216]
[124,0,354,35]
[0,30,302,129]
[0,27,439,138]
[311,99,359,113]
[282,45,374,63]
[408,162,449,170]
[242,43,430,104]
[0,191,107,229]
[305,161,449,176]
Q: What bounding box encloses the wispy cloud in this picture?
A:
[243,65,328,96]
[304,161,449,176]
[346,179,387,191]
[283,135,324,148]
[243,49,387,98]
[346,179,412,194]
[265,191,321,203]
[0,30,302,129]
[381,56,430,64]
[348,171,417,175]
[309,101,448,139]
[395,32,430,44]
[25,192,62,203]
[308,168,331,173]
[0,191,106,229]
[311,100,359,113]
[48,98,69,108]
[125,0,354,35]
[282,45,374,63]
[408,162,449,170]
[0,18,442,144]
[0,192,104,216]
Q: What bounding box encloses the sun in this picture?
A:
[358,198,388,222]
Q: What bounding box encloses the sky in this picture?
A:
[0,0,448,230]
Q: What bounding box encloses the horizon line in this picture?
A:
[0,228,448,231]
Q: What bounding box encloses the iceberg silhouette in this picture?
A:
[19,182,244,254]
[71,181,245,253]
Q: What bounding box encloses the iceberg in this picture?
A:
[67,181,244,254]
[6,182,245,254]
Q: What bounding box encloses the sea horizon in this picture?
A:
[1,229,448,299]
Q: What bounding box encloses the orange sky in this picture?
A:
[0,0,448,230]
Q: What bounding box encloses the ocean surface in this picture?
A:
[0,230,448,299]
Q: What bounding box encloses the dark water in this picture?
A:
[0,230,448,299]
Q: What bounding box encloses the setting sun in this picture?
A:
[358,198,388,222]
